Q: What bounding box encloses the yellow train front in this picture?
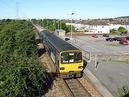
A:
[59,50,84,78]
[40,31,86,78]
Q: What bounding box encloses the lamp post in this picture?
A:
[70,13,75,39]
[58,20,60,29]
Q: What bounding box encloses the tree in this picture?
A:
[118,26,128,34]
[30,19,75,32]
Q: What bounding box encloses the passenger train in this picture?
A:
[40,31,86,78]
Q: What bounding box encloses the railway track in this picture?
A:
[64,79,91,97]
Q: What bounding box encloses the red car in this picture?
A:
[92,34,98,38]
[119,38,128,45]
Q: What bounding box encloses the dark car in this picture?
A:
[106,38,114,41]
[106,37,120,41]
[106,36,129,42]
[103,34,109,37]
[113,37,121,41]
[65,38,70,41]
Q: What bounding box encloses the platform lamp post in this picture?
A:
[70,13,75,40]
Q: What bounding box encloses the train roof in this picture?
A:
[40,31,79,52]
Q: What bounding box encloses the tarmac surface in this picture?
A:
[86,61,129,96]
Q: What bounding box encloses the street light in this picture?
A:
[70,13,75,39]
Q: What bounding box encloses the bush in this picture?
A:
[0,20,52,97]
[116,85,129,97]
[118,27,128,34]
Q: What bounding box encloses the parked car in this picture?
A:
[119,38,128,45]
[103,34,109,37]
[92,34,98,38]
[65,37,70,41]
[113,37,122,41]
[125,36,129,41]
[120,37,127,41]
[106,36,129,42]
[106,38,114,41]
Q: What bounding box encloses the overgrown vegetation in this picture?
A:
[116,86,129,97]
[0,19,52,97]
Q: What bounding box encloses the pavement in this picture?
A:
[85,61,129,97]
[68,36,129,97]
[84,68,114,97]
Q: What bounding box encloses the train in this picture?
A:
[40,31,86,78]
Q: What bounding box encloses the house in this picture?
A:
[66,22,110,34]
[84,24,110,34]
[66,22,129,34]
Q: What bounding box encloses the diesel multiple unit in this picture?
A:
[40,31,86,78]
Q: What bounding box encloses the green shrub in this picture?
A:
[116,85,129,97]
[0,20,52,97]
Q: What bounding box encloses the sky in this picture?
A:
[0,0,129,19]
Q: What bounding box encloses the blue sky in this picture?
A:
[0,0,129,19]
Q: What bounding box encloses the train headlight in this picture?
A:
[78,66,83,69]
[60,67,65,70]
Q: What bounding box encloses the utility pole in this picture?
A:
[58,20,60,29]
[70,13,75,39]
[60,20,61,29]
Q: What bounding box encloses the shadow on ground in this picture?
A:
[38,48,46,57]
[39,72,56,97]
[37,48,57,97]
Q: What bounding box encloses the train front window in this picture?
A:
[61,52,82,64]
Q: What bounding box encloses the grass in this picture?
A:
[116,85,129,97]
